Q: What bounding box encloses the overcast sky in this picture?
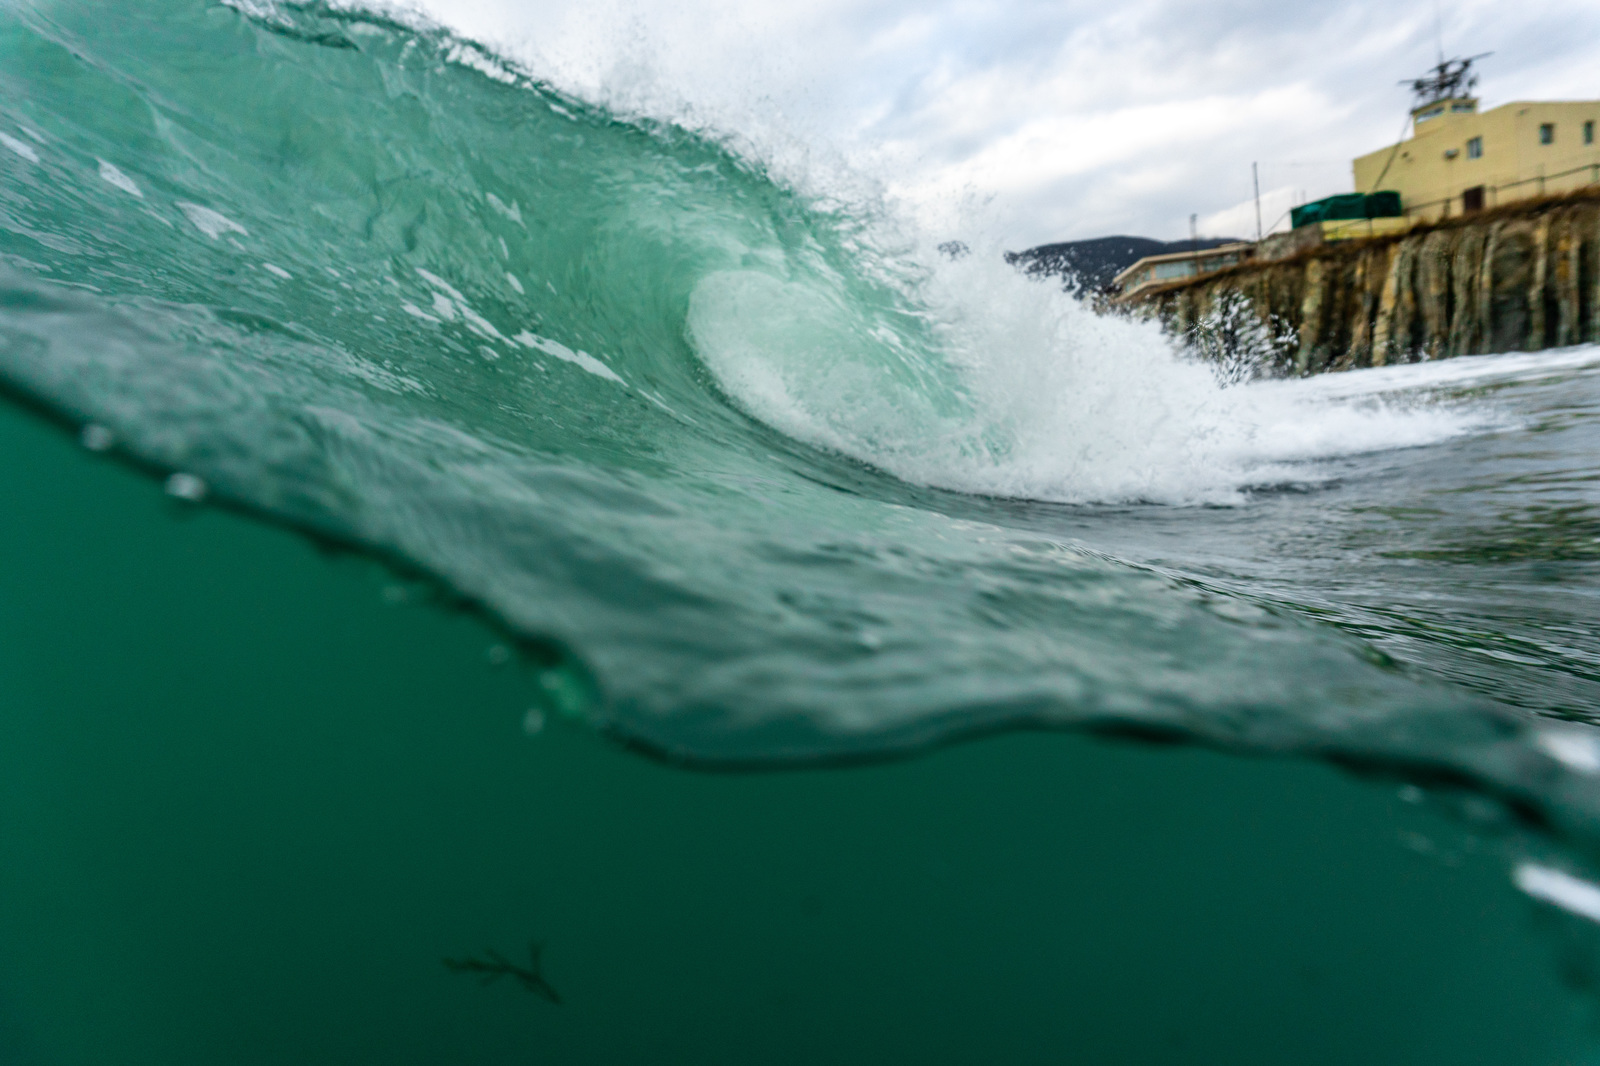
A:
[413,0,1599,250]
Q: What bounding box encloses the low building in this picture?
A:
[1352,97,1600,222]
[1111,243,1254,300]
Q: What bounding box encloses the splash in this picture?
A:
[690,244,1481,506]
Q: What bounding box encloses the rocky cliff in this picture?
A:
[1131,191,1600,374]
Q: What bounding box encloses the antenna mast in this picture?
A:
[1402,53,1491,109]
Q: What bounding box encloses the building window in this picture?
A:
[1540,123,1555,145]
[1467,136,1483,159]
[1587,120,1596,145]
[1463,186,1485,213]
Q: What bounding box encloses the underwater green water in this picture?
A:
[8,1,1600,1059]
[0,398,1595,1064]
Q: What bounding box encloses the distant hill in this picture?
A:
[1005,235,1243,294]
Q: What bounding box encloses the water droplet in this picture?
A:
[486,644,511,666]
[522,708,546,735]
[80,423,114,452]
[164,472,207,502]
[535,668,593,718]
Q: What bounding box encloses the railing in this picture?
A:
[1401,161,1600,218]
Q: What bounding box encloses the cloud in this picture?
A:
[411,0,1600,248]
[1199,186,1301,241]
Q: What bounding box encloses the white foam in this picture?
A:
[688,249,1484,507]
[97,159,143,197]
[513,331,626,385]
[1,132,39,163]
[486,192,525,226]
[176,202,248,239]
[430,291,458,321]
[415,267,466,302]
[444,40,520,85]
[459,304,505,342]
[1289,344,1600,401]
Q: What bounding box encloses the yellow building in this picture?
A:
[1353,97,1600,222]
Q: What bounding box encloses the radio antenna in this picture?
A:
[1401,53,1492,108]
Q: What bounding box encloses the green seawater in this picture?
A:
[0,398,1595,1064]
[7,0,1600,1059]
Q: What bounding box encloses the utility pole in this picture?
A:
[1252,162,1263,242]
[1190,213,1198,243]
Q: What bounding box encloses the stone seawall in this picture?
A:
[1133,193,1600,374]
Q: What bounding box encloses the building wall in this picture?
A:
[1353,101,1600,223]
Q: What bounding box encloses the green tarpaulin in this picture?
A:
[1291,191,1403,229]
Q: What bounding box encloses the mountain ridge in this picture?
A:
[1005,235,1243,293]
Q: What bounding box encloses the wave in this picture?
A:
[689,248,1486,506]
[6,0,1600,857]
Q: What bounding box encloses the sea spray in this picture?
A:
[689,240,1482,506]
